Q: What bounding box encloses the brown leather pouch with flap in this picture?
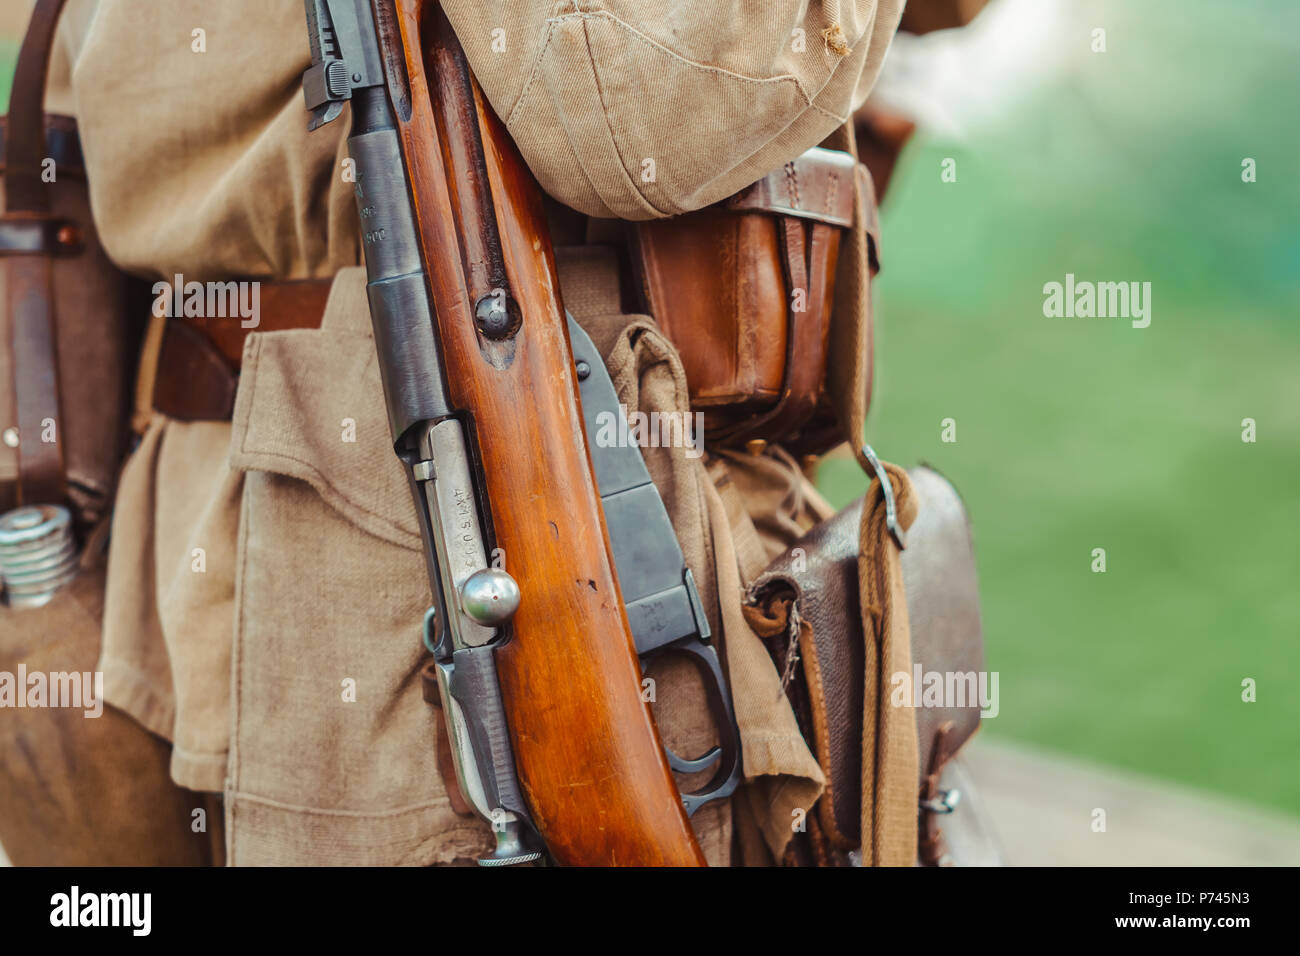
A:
[1,0,142,528]
[0,0,225,867]
[630,147,875,454]
[744,466,986,865]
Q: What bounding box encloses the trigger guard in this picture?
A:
[645,638,744,816]
[665,744,722,775]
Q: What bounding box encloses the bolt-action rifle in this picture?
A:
[300,0,741,865]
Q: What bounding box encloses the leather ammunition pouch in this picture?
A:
[745,466,990,866]
[630,147,879,455]
[0,0,142,530]
[0,0,218,867]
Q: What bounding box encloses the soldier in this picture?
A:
[0,0,960,867]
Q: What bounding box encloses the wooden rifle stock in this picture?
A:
[379,0,706,866]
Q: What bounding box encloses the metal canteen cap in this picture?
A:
[459,568,521,626]
[0,504,79,609]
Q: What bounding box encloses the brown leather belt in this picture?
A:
[151,278,333,421]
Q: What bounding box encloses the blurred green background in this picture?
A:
[819,0,1300,816]
[3,1,1295,818]
[0,2,24,112]
[0,47,16,113]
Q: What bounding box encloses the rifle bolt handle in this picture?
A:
[475,289,518,340]
[460,568,522,626]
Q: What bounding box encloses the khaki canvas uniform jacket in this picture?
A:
[33,0,902,865]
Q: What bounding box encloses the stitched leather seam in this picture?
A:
[800,621,853,847]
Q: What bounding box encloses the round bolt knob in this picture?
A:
[459,568,521,626]
[474,289,517,340]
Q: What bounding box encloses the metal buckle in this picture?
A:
[920,788,962,815]
[861,443,906,550]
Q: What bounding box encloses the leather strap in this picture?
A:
[5,0,67,215]
[776,217,834,434]
[0,215,82,255]
[0,114,84,181]
[150,277,334,421]
[4,0,72,507]
[170,278,335,369]
[728,147,856,228]
[152,321,240,423]
[172,277,334,366]
[7,256,64,502]
[918,720,958,866]
[712,212,834,447]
